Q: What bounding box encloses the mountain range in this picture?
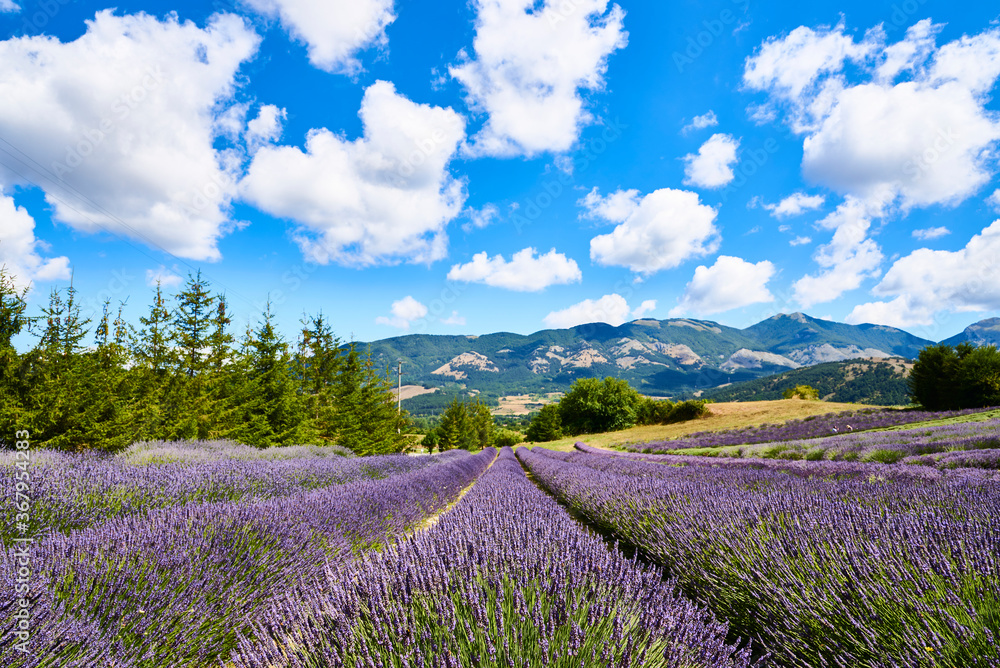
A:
[363,312,1000,403]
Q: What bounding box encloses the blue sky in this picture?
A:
[1,0,999,351]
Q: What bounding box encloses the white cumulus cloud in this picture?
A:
[447,247,581,291]
[745,19,1000,210]
[683,133,740,188]
[241,81,467,266]
[765,192,826,218]
[0,1,19,13]
[847,220,1000,327]
[543,293,653,329]
[586,187,720,274]
[246,104,287,152]
[375,296,428,330]
[988,189,1000,211]
[145,265,183,288]
[0,10,261,261]
[243,0,395,74]
[682,110,718,134]
[792,198,884,307]
[670,256,775,316]
[0,192,71,291]
[451,0,627,157]
[912,226,950,241]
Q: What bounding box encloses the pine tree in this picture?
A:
[227,301,311,447]
[0,268,31,446]
[23,281,94,449]
[438,397,476,451]
[294,312,341,444]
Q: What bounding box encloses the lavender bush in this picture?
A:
[0,449,496,667]
[0,444,467,544]
[520,447,1000,668]
[625,407,999,453]
[234,447,761,668]
[574,442,1000,482]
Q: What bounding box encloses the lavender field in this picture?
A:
[3,427,999,667]
[623,406,1000,453]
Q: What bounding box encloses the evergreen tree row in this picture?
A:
[0,269,410,454]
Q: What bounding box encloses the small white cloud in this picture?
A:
[789,236,812,246]
[441,310,466,326]
[375,296,428,330]
[670,255,775,316]
[912,226,950,241]
[632,299,657,318]
[745,226,762,235]
[447,247,581,291]
[544,293,645,329]
[243,0,395,74]
[988,189,1000,211]
[792,198,884,307]
[241,81,466,266]
[0,1,19,13]
[765,192,826,218]
[683,133,740,189]
[145,265,183,288]
[462,203,500,233]
[778,224,791,233]
[578,187,640,222]
[451,0,627,157]
[586,187,720,274]
[246,104,287,152]
[682,110,718,134]
[0,192,71,291]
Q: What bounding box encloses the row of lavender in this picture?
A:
[520,446,1000,667]
[624,406,999,453]
[0,449,496,667]
[234,447,761,668]
[618,417,1000,469]
[0,440,465,544]
[575,441,1000,482]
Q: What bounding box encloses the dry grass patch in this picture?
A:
[524,399,872,452]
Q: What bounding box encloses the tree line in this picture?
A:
[909,343,1000,410]
[0,269,409,454]
[525,376,710,442]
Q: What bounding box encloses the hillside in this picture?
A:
[942,318,1000,348]
[364,312,933,404]
[692,357,913,405]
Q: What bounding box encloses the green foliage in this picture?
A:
[558,377,642,435]
[910,343,1000,410]
[701,359,912,405]
[435,396,495,451]
[783,384,820,400]
[635,397,675,425]
[525,404,563,442]
[492,428,524,448]
[1,273,410,455]
[666,399,710,422]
